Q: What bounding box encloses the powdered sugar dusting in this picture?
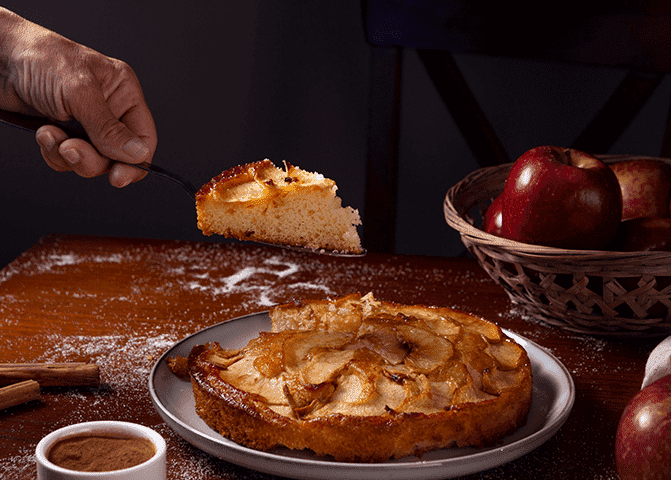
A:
[0,446,36,479]
[183,256,331,307]
[21,329,181,423]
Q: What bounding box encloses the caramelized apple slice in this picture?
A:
[300,349,356,385]
[487,339,526,370]
[283,331,354,370]
[395,324,454,374]
[482,367,528,395]
[206,349,243,368]
[357,320,407,365]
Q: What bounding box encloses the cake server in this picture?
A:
[0,109,366,257]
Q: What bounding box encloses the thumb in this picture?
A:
[71,92,151,164]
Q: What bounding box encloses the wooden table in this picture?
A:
[0,234,661,479]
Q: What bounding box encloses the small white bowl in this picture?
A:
[36,421,166,480]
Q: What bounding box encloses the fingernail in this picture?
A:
[109,165,134,188]
[117,177,133,188]
[123,138,150,159]
[61,147,81,165]
[36,131,56,150]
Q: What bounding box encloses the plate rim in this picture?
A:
[149,312,575,479]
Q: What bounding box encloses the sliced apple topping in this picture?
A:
[393,306,463,339]
[251,332,286,377]
[486,339,526,370]
[318,294,365,332]
[357,319,408,365]
[219,356,287,404]
[394,323,454,374]
[206,349,243,368]
[341,360,380,405]
[283,331,354,370]
[284,378,337,418]
[195,293,530,425]
[376,371,412,411]
[395,373,435,413]
[270,293,364,333]
[455,313,502,342]
[455,332,497,373]
[452,380,497,405]
[300,349,356,385]
[482,367,528,396]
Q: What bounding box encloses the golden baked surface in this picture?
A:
[195,159,362,253]
[188,293,532,462]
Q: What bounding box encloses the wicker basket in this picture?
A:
[444,154,671,337]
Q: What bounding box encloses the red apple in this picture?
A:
[610,159,671,221]
[615,374,671,480]
[483,193,504,236]
[609,217,671,252]
[501,146,623,250]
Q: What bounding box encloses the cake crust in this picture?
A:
[186,293,533,462]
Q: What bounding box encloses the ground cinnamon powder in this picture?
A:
[47,433,156,472]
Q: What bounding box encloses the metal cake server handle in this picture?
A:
[0,109,198,199]
[0,109,366,257]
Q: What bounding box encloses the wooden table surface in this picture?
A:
[0,233,662,479]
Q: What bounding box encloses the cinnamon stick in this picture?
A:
[0,363,100,387]
[0,380,41,410]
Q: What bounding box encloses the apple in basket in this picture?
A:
[609,217,671,252]
[609,159,671,221]
[483,192,504,236]
[615,374,671,480]
[500,146,623,250]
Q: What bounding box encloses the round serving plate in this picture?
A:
[149,312,575,480]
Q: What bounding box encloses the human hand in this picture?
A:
[0,8,157,187]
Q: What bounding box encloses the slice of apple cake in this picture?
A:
[195,159,362,254]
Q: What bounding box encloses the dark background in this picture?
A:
[2,1,670,268]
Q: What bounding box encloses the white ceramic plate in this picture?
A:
[149,312,575,480]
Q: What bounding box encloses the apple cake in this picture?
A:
[186,293,533,462]
[195,159,363,254]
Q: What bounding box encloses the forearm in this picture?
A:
[0,7,23,54]
[0,7,35,112]
[0,8,77,116]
